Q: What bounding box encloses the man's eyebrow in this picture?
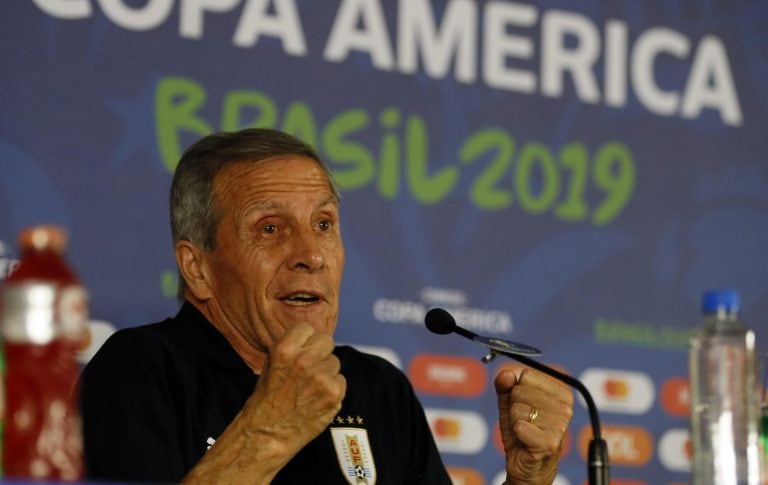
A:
[317,194,340,209]
[236,194,339,227]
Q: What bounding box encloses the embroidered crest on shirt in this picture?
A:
[330,425,377,485]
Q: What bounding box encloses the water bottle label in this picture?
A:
[1,283,57,344]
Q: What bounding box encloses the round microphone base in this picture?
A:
[473,335,543,357]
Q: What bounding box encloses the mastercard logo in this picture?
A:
[409,353,487,397]
[433,417,461,438]
[603,379,629,399]
[660,377,690,417]
[658,428,691,472]
[76,320,116,364]
[446,466,485,485]
[425,408,488,454]
[580,368,655,414]
[577,424,653,466]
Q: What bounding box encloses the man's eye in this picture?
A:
[262,224,278,234]
[318,220,331,231]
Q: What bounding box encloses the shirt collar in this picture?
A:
[175,302,253,372]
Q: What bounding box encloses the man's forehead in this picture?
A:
[246,194,340,211]
[212,158,338,207]
[215,156,333,187]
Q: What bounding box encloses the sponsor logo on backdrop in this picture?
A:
[579,368,655,414]
[373,287,513,334]
[408,353,487,397]
[578,424,653,467]
[660,377,690,417]
[345,343,402,370]
[425,408,488,455]
[446,466,485,485]
[658,428,691,472]
[76,320,117,364]
[0,240,20,280]
[552,476,571,485]
[330,427,377,485]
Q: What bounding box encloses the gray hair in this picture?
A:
[170,128,338,297]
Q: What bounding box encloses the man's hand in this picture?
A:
[247,322,347,453]
[495,368,573,485]
[183,323,346,484]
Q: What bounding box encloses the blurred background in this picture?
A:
[2,1,767,483]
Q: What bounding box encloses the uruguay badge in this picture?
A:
[330,427,377,484]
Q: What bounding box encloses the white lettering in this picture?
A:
[427,364,467,383]
[372,299,426,324]
[397,0,476,83]
[233,0,306,55]
[30,0,743,126]
[180,0,239,40]
[604,19,628,107]
[680,36,742,126]
[541,9,600,103]
[99,0,173,31]
[483,1,537,93]
[324,0,394,70]
[632,28,689,116]
[32,0,91,18]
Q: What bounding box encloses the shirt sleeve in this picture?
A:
[79,329,187,483]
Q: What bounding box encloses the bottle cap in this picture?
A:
[17,225,68,253]
[702,289,740,313]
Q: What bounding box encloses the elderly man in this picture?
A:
[80,128,573,484]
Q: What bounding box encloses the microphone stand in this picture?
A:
[481,347,609,485]
[432,317,609,485]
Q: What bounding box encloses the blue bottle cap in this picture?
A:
[702,289,740,313]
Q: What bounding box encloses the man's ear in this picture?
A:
[175,240,213,301]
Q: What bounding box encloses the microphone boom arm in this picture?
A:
[424,308,609,485]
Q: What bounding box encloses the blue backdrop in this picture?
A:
[2,1,767,484]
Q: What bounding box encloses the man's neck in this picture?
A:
[184,296,267,374]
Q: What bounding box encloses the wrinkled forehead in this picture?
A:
[211,156,339,209]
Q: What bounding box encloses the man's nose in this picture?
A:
[288,228,325,272]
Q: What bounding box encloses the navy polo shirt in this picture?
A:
[79,303,450,484]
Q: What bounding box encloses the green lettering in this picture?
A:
[322,109,374,190]
[555,142,589,221]
[221,90,277,131]
[160,270,179,299]
[406,116,457,204]
[155,76,213,173]
[281,101,318,147]
[515,142,560,214]
[592,142,636,225]
[459,128,514,209]
[378,107,401,199]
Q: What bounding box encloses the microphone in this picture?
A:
[424,307,609,485]
[425,308,543,356]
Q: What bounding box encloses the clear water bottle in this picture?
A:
[689,289,761,485]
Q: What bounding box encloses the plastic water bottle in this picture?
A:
[689,289,761,485]
[1,225,86,480]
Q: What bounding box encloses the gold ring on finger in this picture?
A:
[527,406,540,424]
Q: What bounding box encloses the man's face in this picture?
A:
[202,156,345,353]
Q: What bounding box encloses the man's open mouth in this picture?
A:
[280,293,321,305]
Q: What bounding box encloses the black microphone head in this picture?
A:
[425,307,456,335]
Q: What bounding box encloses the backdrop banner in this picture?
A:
[2,1,768,484]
